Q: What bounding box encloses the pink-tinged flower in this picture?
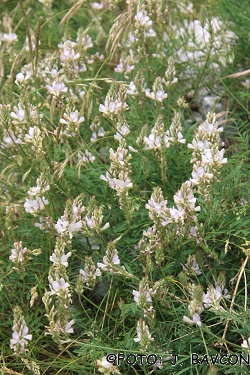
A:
[55,219,69,234]
[60,48,80,62]
[10,325,32,346]
[91,2,103,10]
[242,337,250,349]
[3,33,18,44]
[97,248,120,271]
[51,277,70,292]
[113,177,133,190]
[143,133,161,149]
[145,197,167,214]
[24,196,48,215]
[64,319,74,333]
[16,73,25,82]
[9,242,27,263]
[183,313,202,326]
[10,103,25,122]
[46,80,68,96]
[60,110,85,125]
[10,309,32,355]
[24,126,41,140]
[135,10,152,28]
[145,88,168,102]
[99,99,124,115]
[50,251,72,267]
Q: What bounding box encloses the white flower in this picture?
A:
[203,285,230,309]
[25,126,41,141]
[55,219,69,234]
[24,196,48,215]
[50,251,72,267]
[76,34,93,50]
[16,73,25,82]
[9,242,28,263]
[97,248,120,271]
[182,255,202,276]
[183,313,201,326]
[99,99,125,116]
[143,133,161,150]
[134,320,154,344]
[113,177,133,190]
[135,10,152,29]
[190,226,198,237]
[2,132,23,148]
[242,337,250,349]
[114,124,130,140]
[10,103,25,122]
[127,81,138,96]
[96,356,121,374]
[51,277,70,292]
[68,221,83,233]
[3,33,18,44]
[64,319,74,333]
[10,325,32,348]
[80,267,101,279]
[132,290,141,304]
[145,197,167,214]
[46,80,68,95]
[145,88,168,102]
[54,217,82,237]
[133,287,152,304]
[78,150,96,164]
[60,47,80,62]
[28,178,50,196]
[10,309,32,355]
[60,110,85,126]
[91,2,103,10]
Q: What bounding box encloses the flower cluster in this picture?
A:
[2,97,42,151]
[183,284,204,327]
[9,241,41,277]
[84,197,110,232]
[57,32,94,77]
[182,255,202,277]
[163,56,178,87]
[114,49,137,78]
[143,114,169,150]
[79,256,101,288]
[183,278,231,327]
[134,319,154,350]
[145,76,168,103]
[126,70,146,98]
[89,116,105,142]
[10,306,32,356]
[166,112,185,145]
[99,84,128,119]
[43,238,75,344]
[100,138,133,218]
[96,357,121,375]
[188,112,227,200]
[203,284,230,310]
[59,105,85,137]
[133,277,155,320]
[138,224,164,268]
[174,17,236,67]
[133,8,156,41]
[54,195,85,240]
[97,242,133,278]
[24,175,50,217]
